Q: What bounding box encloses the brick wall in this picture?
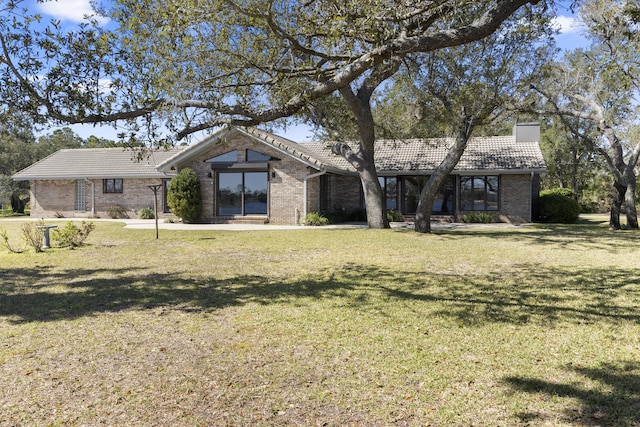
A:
[455,174,534,223]
[29,178,171,219]
[499,174,533,222]
[29,180,77,217]
[178,134,311,224]
[326,175,362,213]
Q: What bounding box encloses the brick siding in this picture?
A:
[29,178,170,219]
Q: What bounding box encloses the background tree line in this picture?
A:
[0,120,120,213]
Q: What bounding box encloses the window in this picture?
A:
[75,180,86,210]
[400,176,454,214]
[378,177,398,210]
[218,171,268,215]
[460,176,499,211]
[246,149,271,162]
[103,178,123,194]
[206,151,238,163]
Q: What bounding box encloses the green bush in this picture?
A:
[52,221,95,248]
[304,212,329,226]
[539,189,581,224]
[387,209,405,222]
[167,168,202,223]
[462,212,494,223]
[137,207,155,219]
[542,188,575,198]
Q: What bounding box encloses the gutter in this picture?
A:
[530,171,534,223]
[302,169,327,221]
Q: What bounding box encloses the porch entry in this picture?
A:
[207,149,274,217]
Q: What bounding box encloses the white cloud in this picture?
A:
[37,0,109,24]
[552,15,582,35]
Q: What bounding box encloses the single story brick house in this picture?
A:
[13,123,546,224]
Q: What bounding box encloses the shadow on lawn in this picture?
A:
[506,361,640,426]
[2,261,640,325]
[434,223,640,253]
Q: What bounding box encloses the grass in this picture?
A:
[1,215,640,426]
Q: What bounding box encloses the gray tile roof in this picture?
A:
[300,135,547,174]
[14,126,546,181]
[13,147,183,181]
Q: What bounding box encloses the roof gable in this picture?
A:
[156,126,346,173]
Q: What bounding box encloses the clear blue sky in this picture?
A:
[26,0,589,143]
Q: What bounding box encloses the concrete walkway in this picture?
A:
[0,217,529,231]
[117,219,527,231]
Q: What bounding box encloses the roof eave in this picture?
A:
[12,173,172,181]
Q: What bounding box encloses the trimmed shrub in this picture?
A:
[52,221,95,248]
[387,209,405,222]
[462,212,494,223]
[543,188,575,198]
[137,207,155,219]
[304,212,329,226]
[167,168,202,223]
[539,189,581,224]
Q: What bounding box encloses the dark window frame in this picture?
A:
[103,178,123,194]
[378,176,398,211]
[460,175,499,211]
[216,170,268,216]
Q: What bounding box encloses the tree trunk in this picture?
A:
[336,82,391,229]
[360,163,388,229]
[623,143,640,229]
[415,112,474,233]
[415,184,437,234]
[610,180,625,230]
[625,176,638,229]
[10,193,26,214]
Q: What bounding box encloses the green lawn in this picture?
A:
[1,216,639,426]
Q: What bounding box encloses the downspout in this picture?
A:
[85,178,95,216]
[530,171,534,223]
[302,169,327,222]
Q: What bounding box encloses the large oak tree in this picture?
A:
[1,0,547,228]
[530,0,640,229]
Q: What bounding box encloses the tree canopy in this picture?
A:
[1,0,547,139]
[529,0,640,229]
[1,0,552,228]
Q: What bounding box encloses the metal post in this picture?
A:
[148,184,162,240]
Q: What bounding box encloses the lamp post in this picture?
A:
[148,184,162,239]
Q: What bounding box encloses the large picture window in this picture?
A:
[103,178,123,194]
[218,171,268,215]
[460,176,499,211]
[401,176,455,214]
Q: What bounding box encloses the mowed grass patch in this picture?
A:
[1,218,640,426]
